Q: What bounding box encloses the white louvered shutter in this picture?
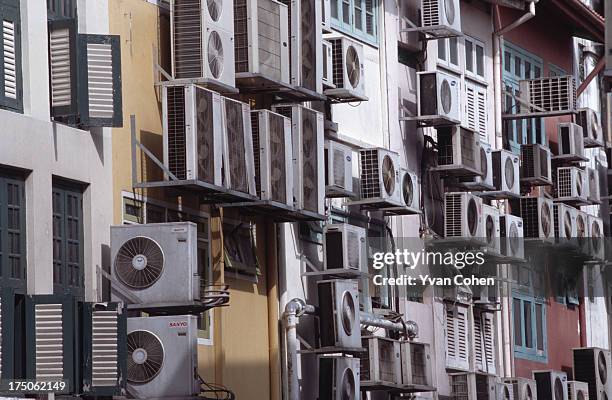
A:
[465,81,487,139]
[445,304,470,371]
[0,0,21,111]
[48,19,77,117]
[474,311,496,374]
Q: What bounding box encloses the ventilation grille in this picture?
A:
[521,145,539,179]
[301,108,319,212]
[360,338,372,381]
[269,112,287,202]
[195,87,216,184]
[525,76,576,112]
[520,198,539,238]
[167,86,187,180]
[421,0,441,27]
[557,168,573,198]
[234,0,249,73]
[86,43,114,119]
[300,0,316,90]
[410,344,428,385]
[332,148,346,187]
[257,0,283,81]
[445,193,462,237]
[375,340,397,382]
[360,149,381,199]
[173,0,202,78]
[574,349,599,397]
[459,129,478,171]
[91,310,119,387]
[553,204,560,238]
[224,99,248,192]
[49,28,71,107]
[3,20,16,100]
[331,38,344,88]
[35,304,64,380]
[451,374,470,400]
[251,112,262,196]
[347,230,360,270]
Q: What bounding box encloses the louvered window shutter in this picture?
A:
[445,305,470,371]
[465,81,488,139]
[474,311,496,374]
[48,18,77,117]
[77,34,123,127]
[0,0,21,112]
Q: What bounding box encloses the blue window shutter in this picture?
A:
[0,0,22,112]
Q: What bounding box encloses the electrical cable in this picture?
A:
[199,375,236,400]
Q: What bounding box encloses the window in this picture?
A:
[0,0,22,112]
[0,171,26,288]
[47,0,77,19]
[513,294,546,361]
[548,63,566,78]
[330,0,378,45]
[437,37,460,71]
[464,36,485,80]
[223,220,259,280]
[52,182,84,297]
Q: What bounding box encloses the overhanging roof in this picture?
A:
[538,0,604,43]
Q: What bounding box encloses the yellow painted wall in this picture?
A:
[108,1,274,398]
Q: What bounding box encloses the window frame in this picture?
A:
[437,37,461,74]
[0,170,26,290]
[512,292,547,362]
[330,0,378,46]
[0,0,23,113]
[464,36,486,83]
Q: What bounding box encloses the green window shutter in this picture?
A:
[48,18,77,118]
[0,172,26,288]
[0,0,22,112]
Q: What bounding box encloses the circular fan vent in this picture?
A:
[402,172,414,207]
[502,386,510,400]
[382,155,396,196]
[207,0,222,21]
[540,202,551,237]
[444,0,456,25]
[440,79,452,114]
[599,351,608,384]
[509,221,520,255]
[485,215,495,245]
[505,157,515,190]
[564,210,573,238]
[592,112,601,140]
[577,214,586,245]
[114,237,164,289]
[577,391,586,400]
[207,31,225,79]
[467,198,479,236]
[524,383,533,400]
[480,148,488,178]
[341,291,356,336]
[554,377,564,400]
[345,45,361,88]
[576,172,584,197]
[127,330,164,384]
[592,221,602,252]
[340,368,356,400]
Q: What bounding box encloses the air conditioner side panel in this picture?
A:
[316,112,325,215]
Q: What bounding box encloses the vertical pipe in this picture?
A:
[266,223,281,400]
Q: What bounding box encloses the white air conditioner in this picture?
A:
[533,370,568,400]
[482,204,501,255]
[587,215,605,261]
[110,222,199,305]
[576,210,590,254]
[577,108,604,148]
[223,96,257,195]
[458,141,493,190]
[445,305,470,371]
[420,0,462,37]
[272,104,325,215]
[318,279,361,349]
[498,382,515,400]
[557,122,585,161]
[398,168,421,213]
[553,203,577,240]
[500,214,525,260]
[400,341,433,387]
[556,166,588,204]
[251,109,293,206]
[519,76,576,114]
[234,0,290,84]
[323,224,366,271]
[587,167,601,204]
[444,192,484,240]
[321,0,331,32]
[521,144,552,186]
[520,197,555,241]
[170,0,235,89]
[126,316,199,399]
[319,356,360,400]
[322,40,334,88]
[436,126,481,176]
[162,84,224,185]
[355,148,402,207]
[324,35,367,100]
[573,347,612,400]
[360,336,401,386]
[450,373,497,400]
[325,139,353,197]
[503,377,538,400]
[568,381,590,400]
[417,70,462,125]
[492,149,520,195]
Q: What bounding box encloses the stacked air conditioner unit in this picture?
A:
[360,336,401,387]
[319,355,360,400]
[251,109,293,206]
[520,196,555,242]
[587,167,601,204]
[459,141,493,190]
[482,204,501,255]
[400,341,433,387]
[110,222,200,305]
[272,104,325,215]
[223,96,257,195]
[500,214,525,260]
[444,192,484,241]
[576,210,590,254]
[556,166,588,204]
[356,148,402,207]
[324,139,354,197]
[322,40,334,89]
[557,123,585,161]
[553,203,577,241]
[234,0,290,84]
[492,149,520,196]
[533,370,568,400]
[519,76,576,114]
[521,144,552,186]
[568,381,590,400]
[449,373,497,400]
[323,224,366,272]
[170,0,235,89]
[318,280,361,350]
[324,35,367,100]
[503,377,538,400]
[498,382,515,400]
[436,126,481,176]
[587,216,605,261]
[126,316,199,399]
[417,70,462,126]
[420,0,462,37]
[574,348,612,400]
[396,168,421,213]
[576,108,604,148]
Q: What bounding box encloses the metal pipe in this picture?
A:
[494,1,536,36]
[283,299,316,400]
[360,312,419,338]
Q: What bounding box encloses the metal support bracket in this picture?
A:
[502,88,546,113]
[96,265,143,304]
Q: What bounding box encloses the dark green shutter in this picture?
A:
[0,172,26,289]
[0,0,22,112]
[48,18,77,117]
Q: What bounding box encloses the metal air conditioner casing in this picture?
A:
[356,148,402,207]
[444,192,484,240]
[587,216,605,261]
[110,222,200,305]
[557,123,585,161]
[482,204,501,255]
[324,35,367,100]
[556,166,588,204]
[498,382,515,400]
[417,70,462,126]
[518,76,576,115]
[400,341,433,387]
[318,279,361,350]
[520,196,555,241]
[436,126,481,176]
[319,356,360,400]
[450,373,497,400]
[322,40,334,88]
[325,139,353,197]
[492,149,520,195]
[533,370,568,400]
[398,168,421,213]
[568,381,590,400]
[126,316,199,399]
[250,110,293,206]
[576,210,590,254]
[458,141,493,190]
[170,0,235,89]
[521,144,552,186]
[323,224,366,271]
[576,108,604,148]
[587,167,601,204]
[420,0,462,37]
[360,336,401,386]
[162,84,224,185]
[553,203,577,241]
[503,377,538,400]
[573,348,612,400]
[499,214,524,260]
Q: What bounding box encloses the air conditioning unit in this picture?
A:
[325,139,353,197]
[500,214,525,260]
[272,104,325,215]
[110,222,200,305]
[498,382,515,400]
[553,203,577,240]
[557,123,585,161]
[568,381,590,400]
[436,126,481,176]
[321,0,331,32]
[556,166,588,204]
[355,148,402,207]
[400,341,433,387]
[492,149,520,195]
[417,70,462,126]
[503,377,538,400]
[318,279,361,349]
[162,84,224,185]
[323,224,366,272]
[251,109,293,206]
[360,336,401,386]
[587,216,605,261]
[521,144,552,186]
[319,356,360,400]
[420,0,462,37]
[576,108,604,148]
[449,373,497,400]
[397,168,421,213]
[170,0,235,89]
[576,210,590,254]
[126,316,199,399]
[533,370,568,400]
[322,40,335,88]
[520,196,555,241]
[587,168,601,204]
[234,0,290,84]
[482,204,501,255]
[324,35,367,100]
[519,76,576,114]
[574,348,612,400]
[458,141,493,190]
[444,192,484,240]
